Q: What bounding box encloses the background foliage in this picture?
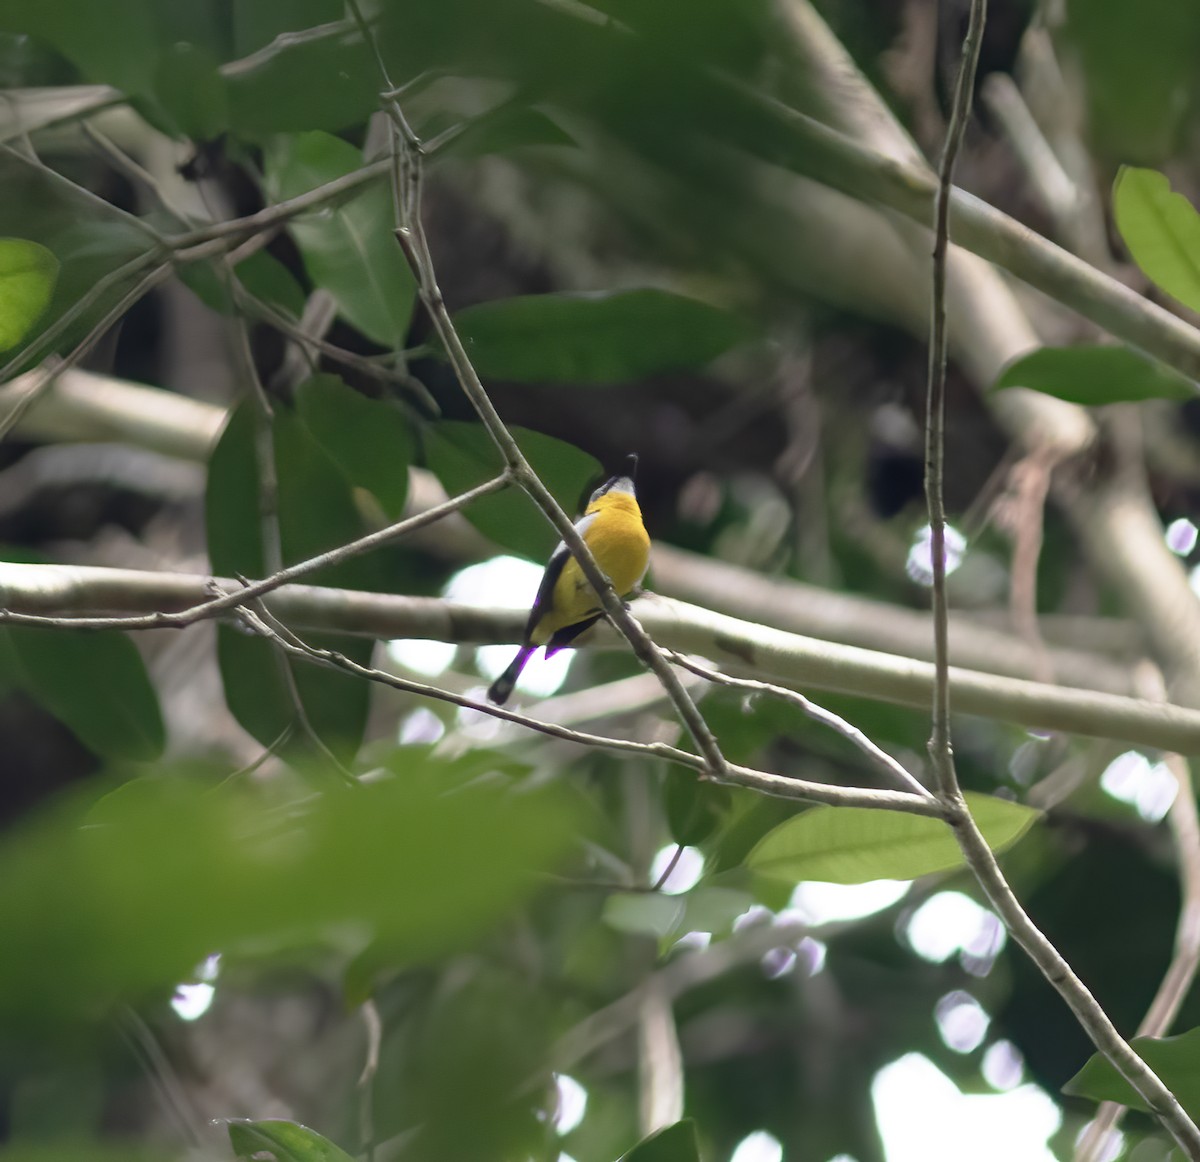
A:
[3,1,1200,1160]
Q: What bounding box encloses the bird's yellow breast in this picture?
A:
[533,491,650,642]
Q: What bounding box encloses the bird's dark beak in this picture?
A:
[623,453,639,479]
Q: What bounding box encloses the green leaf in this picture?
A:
[425,421,601,561]
[440,107,576,159]
[264,132,416,346]
[5,627,164,762]
[679,885,753,937]
[993,345,1196,405]
[0,0,159,95]
[153,40,228,140]
[0,238,58,353]
[237,250,307,319]
[205,402,384,756]
[665,767,731,846]
[450,289,757,383]
[1066,0,1200,162]
[603,892,686,938]
[1113,167,1200,314]
[620,1119,701,1162]
[746,794,1040,885]
[0,764,575,1027]
[0,151,157,373]
[295,373,413,518]
[233,0,343,56]
[227,16,378,136]
[1064,1026,1200,1120]
[179,249,307,321]
[228,1120,355,1162]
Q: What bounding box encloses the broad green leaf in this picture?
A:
[425,421,601,561]
[6,627,164,762]
[205,402,385,756]
[620,1120,701,1162]
[1114,167,1200,314]
[0,151,157,373]
[746,794,1039,885]
[237,250,307,319]
[263,132,415,345]
[1065,1026,1200,1119]
[153,40,228,140]
[228,1120,355,1162]
[994,345,1196,405]
[0,238,58,353]
[295,373,413,518]
[0,764,575,1027]
[180,249,307,321]
[450,289,757,383]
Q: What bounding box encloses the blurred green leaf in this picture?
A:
[264,131,416,345]
[620,1119,701,1162]
[994,345,1196,405]
[665,767,731,846]
[1114,167,1200,314]
[679,884,753,936]
[6,627,164,762]
[0,153,157,373]
[370,961,555,1161]
[602,884,749,943]
[0,1149,169,1162]
[440,106,576,158]
[153,40,228,139]
[425,421,601,561]
[1064,1026,1200,1119]
[1067,0,1200,162]
[0,765,575,1026]
[0,238,58,353]
[451,289,756,383]
[295,373,413,518]
[228,1119,355,1162]
[747,794,1039,885]
[0,0,158,94]
[603,891,686,938]
[232,0,342,56]
[227,20,378,135]
[205,402,384,756]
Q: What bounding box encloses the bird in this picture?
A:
[487,454,650,705]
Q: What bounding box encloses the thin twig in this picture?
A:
[926,4,1200,1154]
[923,0,982,795]
[0,262,172,441]
[0,473,512,632]
[651,845,686,892]
[236,612,939,817]
[1076,669,1200,1162]
[667,651,936,802]
[344,0,732,785]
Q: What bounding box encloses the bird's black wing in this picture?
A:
[524,513,595,640]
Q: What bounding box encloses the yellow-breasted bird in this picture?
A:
[488,455,650,705]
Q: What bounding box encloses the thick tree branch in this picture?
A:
[4,562,1200,755]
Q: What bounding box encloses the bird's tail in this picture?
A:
[488,644,536,705]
